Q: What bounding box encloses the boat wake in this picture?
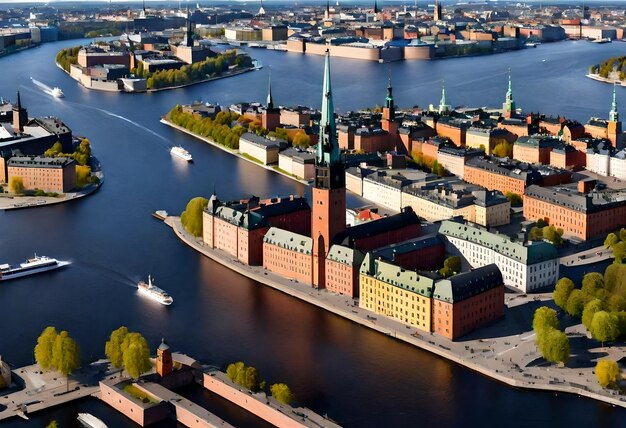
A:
[73,260,138,288]
[31,78,56,97]
[93,108,170,144]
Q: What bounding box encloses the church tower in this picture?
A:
[438,80,450,114]
[12,91,27,134]
[434,0,442,21]
[262,69,280,131]
[502,68,516,119]
[183,5,193,47]
[608,83,623,148]
[312,51,346,289]
[156,338,173,378]
[382,77,397,137]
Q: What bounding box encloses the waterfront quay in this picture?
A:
[166,215,626,410]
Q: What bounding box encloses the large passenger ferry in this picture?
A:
[170,146,193,162]
[137,275,173,305]
[0,255,70,281]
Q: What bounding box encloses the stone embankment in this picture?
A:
[166,216,626,410]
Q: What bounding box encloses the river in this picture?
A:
[1,39,626,427]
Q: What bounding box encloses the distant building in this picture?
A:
[239,133,282,165]
[6,156,76,193]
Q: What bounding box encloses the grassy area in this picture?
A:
[123,384,158,404]
[272,166,300,179]
[239,153,264,165]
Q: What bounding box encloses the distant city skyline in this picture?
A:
[0,0,619,4]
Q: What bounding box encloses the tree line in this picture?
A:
[226,361,295,405]
[56,46,80,73]
[590,56,626,81]
[529,218,564,247]
[168,106,245,150]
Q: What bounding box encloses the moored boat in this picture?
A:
[137,275,173,305]
[0,255,70,281]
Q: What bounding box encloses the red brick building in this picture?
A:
[263,228,313,284]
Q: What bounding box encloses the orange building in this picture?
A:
[435,118,470,147]
[325,245,365,297]
[432,264,504,340]
[6,156,76,193]
[463,157,540,195]
[263,228,313,284]
[513,135,559,164]
[523,182,626,240]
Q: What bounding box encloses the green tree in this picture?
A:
[529,226,543,241]
[595,359,621,388]
[582,299,605,330]
[121,333,152,379]
[542,226,563,247]
[608,294,626,312]
[539,327,570,364]
[612,241,626,264]
[8,176,25,194]
[553,277,575,310]
[533,306,560,334]
[492,141,513,158]
[605,233,619,249]
[270,383,295,405]
[46,421,58,428]
[34,326,58,370]
[582,272,604,296]
[44,142,63,157]
[619,228,626,243]
[226,361,262,391]
[505,191,523,207]
[590,311,620,346]
[565,289,592,318]
[180,197,209,237]
[51,330,81,391]
[439,256,461,278]
[105,326,129,368]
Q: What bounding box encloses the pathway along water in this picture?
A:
[0,39,625,427]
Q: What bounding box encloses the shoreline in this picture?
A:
[165,215,626,410]
[56,60,254,93]
[586,73,626,86]
[160,118,311,186]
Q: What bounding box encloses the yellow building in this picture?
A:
[359,255,434,332]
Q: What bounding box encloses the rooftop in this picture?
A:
[263,227,312,254]
[524,184,626,213]
[360,256,436,298]
[7,156,74,168]
[432,264,503,303]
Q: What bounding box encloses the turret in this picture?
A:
[438,80,450,114]
[156,338,173,378]
[502,67,516,118]
[610,83,619,123]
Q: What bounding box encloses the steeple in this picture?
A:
[438,80,450,114]
[317,50,339,166]
[503,67,516,118]
[324,0,330,19]
[385,76,395,121]
[13,90,27,133]
[16,90,21,110]
[184,4,193,47]
[266,68,274,110]
[610,83,619,123]
[258,0,266,15]
[374,0,379,14]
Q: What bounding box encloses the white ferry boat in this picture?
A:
[51,87,64,98]
[77,413,108,428]
[0,255,70,281]
[170,146,193,162]
[137,276,173,305]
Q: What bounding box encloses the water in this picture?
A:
[1,39,626,427]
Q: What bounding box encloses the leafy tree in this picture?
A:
[492,141,513,158]
[226,361,263,391]
[180,197,209,237]
[565,289,592,318]
[34,326,58,370]
[582,272,604,296]
[8,176,25,194]
[604,263,623,291]
[612,241,626,264]
[270,383,295,405]
[121,332,152,379]
[590,311,620,346]
[542,226,564,247]
[46,421,58,428]
[619,228,626,243]
[292,133,310,148]
[608,294,626,312]
[605,233,619,249]
[529,226,543,241]
[582,299,605,330]
[44,142,63,157]
[595,359,620,388]
[533,307,559,334]
[51,330,80,391]
[76,165,91,188]
[439,256,461,278]
[105,326,129,368]
[553,278,575,309]
[539,328,570,365]
[505,191,522,207]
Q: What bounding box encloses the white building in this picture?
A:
[239,133,281,165]
[610,149,626,181]
[439,220,559,293]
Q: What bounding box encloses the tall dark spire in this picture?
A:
[266,68,274,110]
[385,75,395,121]
[374,0,379,14]
[317,50,339,166]
[16,90,21,109]
[142,0,145,12]
[326,0,330,13]
[185,4,193,47]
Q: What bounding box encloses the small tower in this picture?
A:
[438,80,450,114]
[382,77,396,132]
[434,0,442,21]
[156,338,173,378]
[324,0,330,20]
[374,0,379,14]
[262,69,280,131]
[312,50,346,289]
[12,91,27,134]
[182,5,194,47]
[258,0,266,16]
[608,83,623,148]
[502,67,516,119]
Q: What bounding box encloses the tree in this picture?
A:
[270,383,295,405]
[553,277,575,310]
[605,233,619,249]
[439,256,461,278]
[619,228,626,243]
[608,294,626,312]
[612,241,626,264]
[505,191,523,207]
[34,326,58,370]
[582,299,605,330]
[565,289,592,318]
[51,331,80,391]
[529,226,543,241]
[595,359,621,388]
[44,142,63,157]
[121,332,152,379]
[105,326,129,368]
[492,141,513,158]
[226,361,263,391]
[542,226,563,247]
[582,272,604,296]
[46,421,58,428]
[590,311,620,346]
[180,197,209,237]
[540,328,570,364]
[8,176,24,194]
[533,307,559,335]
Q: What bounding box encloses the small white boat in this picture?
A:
[252,59,263,70]
[137,275,173,306]
[170,146,192,162]
[51,87,64,98]
[152,210,168,220]
[592,38,611,44]
[77,413,108,428]
[525,42,538,48]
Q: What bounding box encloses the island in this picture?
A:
[588,56,626,86]
[55,10,254,93]
[0,93,102,210]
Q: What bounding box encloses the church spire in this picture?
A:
[374,0,379,14]
[16,90,21,109]
[266,68,274,110]
[503,67,516,118]
[438,80,450,113]
[317,50,339,166]
[610,82,619,123]
[385,75,395,121]
[184,4,193,47]
[506,67,512,100]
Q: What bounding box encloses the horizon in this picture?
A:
[0,0,621,4]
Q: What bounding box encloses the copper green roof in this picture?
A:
[263,227,312,255]
[360,255,435,298]
[439,220,558,265]
[432,264,502,303]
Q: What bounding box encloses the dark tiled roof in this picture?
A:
[336,207,419,246]
[432,264,503,303]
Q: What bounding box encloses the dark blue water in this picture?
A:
[1,39,625,427]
